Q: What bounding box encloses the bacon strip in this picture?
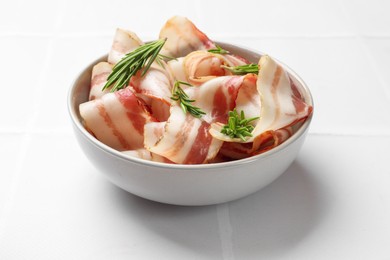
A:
[191,75,257,123]
[218,126,294,159]
[144,121,165,149]
[89,29,143,100]
[130,63,174,121]
[208,74,261,142]
[108,28,143,65]
[146,106,222,164]
[79,87,154,151]
[168,50,249,86]
[94,28,174,121]
[122,149,153,161]
[122,149,173,163]
[89,62,113,100]
[251,55,312,142]
[105,28,174,121]
[212,55,312,158]
[159,16,216,58]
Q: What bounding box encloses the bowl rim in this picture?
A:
[67,41,314,171]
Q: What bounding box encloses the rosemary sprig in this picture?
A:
[222,63,259,75]
[221,109,259,141]
[102,38,167,92]
[170,81,206,118]
[207,45,230,54]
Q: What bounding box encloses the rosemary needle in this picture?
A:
[170,81,206,118]
[221,109,259,141]
[103,38,167,92]
[207,45,230,55]
[222,63,259,75]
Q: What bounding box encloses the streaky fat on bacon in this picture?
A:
[159,16,216,58]
[79,87,155,151]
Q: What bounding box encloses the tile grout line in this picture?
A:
[2,32,390,39]
[356,39,390,100]
[308,130,390,137]
[0,1,68,239]
[338,0,390,100]
[0,132,31,236]
[216,203,235,260]
[0,40,55,241]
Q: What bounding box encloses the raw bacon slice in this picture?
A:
[130,63,174,122]
[146,75,258,164]
[252,55,312,136]
[122,149,173,163]
[212,55,312,158]
[123,121,175,163]
[147,106,223,164]
[208,75,261,143]
[191,74,259,123]
[159,16,216,58]
[168,50,249,86]
[122,149,153,160]
[218,126,294,159]
[90,29,143,100]
[248,55,312,153]
[144,121,166,149]
[234,74,261,122]
[108,28,143,65]
[79,87,154,151]
[89,62,113,100]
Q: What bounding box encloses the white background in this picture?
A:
[1,0,390,259]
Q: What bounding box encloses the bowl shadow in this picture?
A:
[106,159,326,258]
[225,160,326,258]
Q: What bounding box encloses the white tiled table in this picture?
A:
[1,0,390,259]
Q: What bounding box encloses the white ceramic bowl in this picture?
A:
[68,42,313,206]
